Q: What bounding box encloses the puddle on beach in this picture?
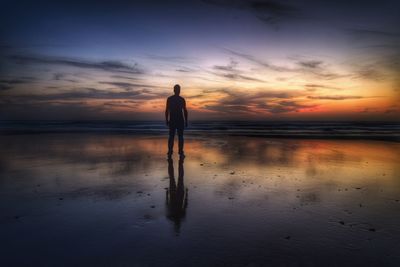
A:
[1,134,399,266]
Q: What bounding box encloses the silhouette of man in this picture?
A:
[165,84,188,157]
[166,157,188,234]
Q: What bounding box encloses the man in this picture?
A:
[165,84,188,157]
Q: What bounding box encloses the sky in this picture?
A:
[0,0,399,121]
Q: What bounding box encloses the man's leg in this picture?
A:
[168,127,175,156]
[177,128,184,155]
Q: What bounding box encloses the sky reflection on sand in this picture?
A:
[1,134,400,266]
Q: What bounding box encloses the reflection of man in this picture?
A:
[166,157,188,234]
[165,84,188,157]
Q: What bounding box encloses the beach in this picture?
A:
[2,0,400,265]
[1,133,399,266]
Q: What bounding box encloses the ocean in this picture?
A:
[1,120,399,141]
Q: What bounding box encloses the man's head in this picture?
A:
[173,84,181,95]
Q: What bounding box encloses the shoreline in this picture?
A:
[1,120,398,142]
[1,130,399,142]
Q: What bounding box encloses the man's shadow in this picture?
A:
[166,156,188,234]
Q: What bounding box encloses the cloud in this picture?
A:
[289,56,349,79]
[304,84,343,91]
[223,48,291,72]
[9,54,144,74]
[109,75,141,81]
[145,55,199,74]
[0,76,36,90]
[204,103,253,114]
[213,59,238,71]
[0,99,152,120]
[250,1,302,26]
[257,100,316,114]
[0,84,12,91]
[202,88,312,114]
[307,95,363,100]
[0,42,69,50]
[354,65,386,81]
[205,98,315,114]
[0,77,36,84]
[297,60,323,69]
[102,100,142,110]
[175,67,196,73]
[53,73,64,80]
[53,72,79,83]
[384,106,399,114]
[345,28,400,82]
[146,54,195,63]
[202,0,302,27]
[5,87,168,102]
[305,70,347,80]
[0,100,101,120]
[210,59,265,82]
[346,29,400,41]
[224,48,347,80]
[98,81,156,91]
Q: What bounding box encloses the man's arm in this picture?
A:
[183,99,188,127]
[165,98,170,126]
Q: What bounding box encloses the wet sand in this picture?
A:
[1,134,399,266]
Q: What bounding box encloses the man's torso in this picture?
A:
[168,95,185,126]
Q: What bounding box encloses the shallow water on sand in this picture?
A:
[1,134,400,266]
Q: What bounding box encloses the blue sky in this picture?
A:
[1,0,399,120]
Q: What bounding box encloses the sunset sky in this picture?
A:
[0,0,399,121]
